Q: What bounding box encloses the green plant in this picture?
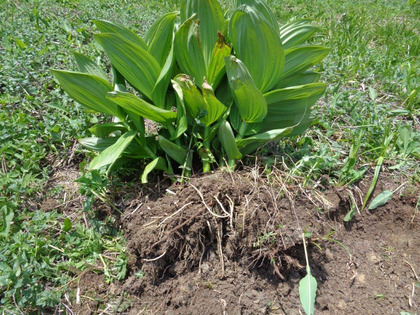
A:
[52,0,328,181]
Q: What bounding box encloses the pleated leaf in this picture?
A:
[299,270,317,315]
[151,40,175,108]
[174,16,207,87]
[171,79,189,139]
[206,33,231,88]
[218,121,242,160]
[144,12,177,67]
[94,33,161,100]
[236,0,279,32]
[280,20,321,50]
[180,0,224,64]
[93,20,147,50]
[201,81,227,126]
[141,157,167,184]
[275,71,320,89]
[261,83,326,133]
[236,128,292,155]
[106,91,176,126]
[79,137,118,152]
[281,45,330,79]
[173,74,207,119]
[225,56,267,123]
[89,130,136,170]
[51,70,121,118]
[158,135,188,165]
[89,122,127,138]
[73,52,108,81]
[229,5,284,92]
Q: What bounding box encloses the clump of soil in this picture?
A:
[73,170,420,314]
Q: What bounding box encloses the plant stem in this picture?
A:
[202,126,211,173]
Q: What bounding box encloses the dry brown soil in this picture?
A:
[71,171,420,315]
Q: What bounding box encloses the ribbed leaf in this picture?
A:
[264,83,327,104]
[180,0,224,64]
[201,81,227,126]
[281,45,330,79]
[229,5,284,92]
[225,56,267,123]
[280,20,320,50]
[158,135,188,165]
[79,137,118,152]
[207,33,231,88]
[174,16,207,86]
[144,12,177,67]
[236,128,292,155]
[89,130,136,170]
[94,33,161,100]
[261,83,326,133]
[173,75,226,126]
[106,91,176,126]
[218,121,242,160]
[80,136,156,158]
[171,79,189,139]
[73,52,108,81]
[151,40,175,108]
[173,74,207,119]
[141,157,167,183]
[93,20,147,50]
[236,0,279,32]
[51,70,121,118]
[89,122,127,138]
[274,71,320,89]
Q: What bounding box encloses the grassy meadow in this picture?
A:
[0,0,419,312]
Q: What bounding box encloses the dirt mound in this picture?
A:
[73,171,420,314]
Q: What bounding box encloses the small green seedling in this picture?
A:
[299,233,318,315]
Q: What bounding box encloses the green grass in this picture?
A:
[0,0,419,312]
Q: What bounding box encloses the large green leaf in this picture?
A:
[261,83,326,133]
[73,52,108,81]
[89,130,136,170]
[280,19,320,50]
[171,79,189,139]
[236,128,292,155]
[236,0,279,32]
[79,137,118,152]
[229,5,284,92]
[79,136,156,158]
[174,16,207,87]
[106,91,176,126]
[173,74,207,119]
[180,0,224,64]
[51,70,122,118]
[151,39,175,108]
[218,121,242,160]
[274,71,320,89]
[93,20,147,50]
[264,83,327,104]
[144,12,177,67]
[94,33,161,100]
[173,75,226,126]
[281,45,330,79]
[206,33,231,88]
[158,135,188,165]
[201,81,227,126]
[89,122,127,138]
[225,56,267,123]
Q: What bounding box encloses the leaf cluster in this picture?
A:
[52,0,329,181]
